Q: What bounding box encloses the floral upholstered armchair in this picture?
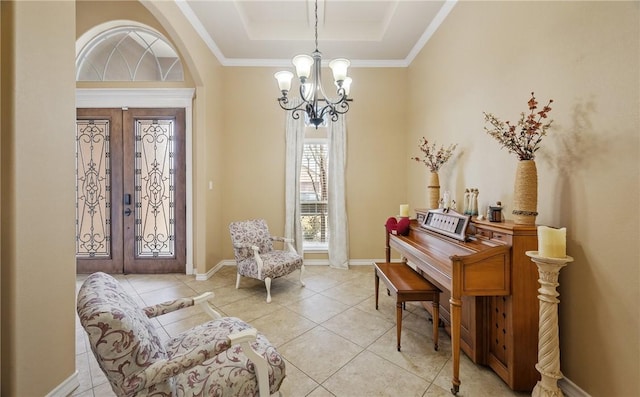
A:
[229,219,305,303]
[77,272,286,397]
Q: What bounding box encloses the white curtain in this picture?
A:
[327,115,349,269]
[284,102,305,254]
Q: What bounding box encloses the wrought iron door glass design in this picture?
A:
[134,119,175,258]
[76,120,111,257]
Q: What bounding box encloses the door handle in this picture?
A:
[124,194,131,205]
[124,208,132,217]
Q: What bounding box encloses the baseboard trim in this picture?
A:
[302,259,330,266]
[46,371,80,397]
[560,377,591,397]
[194,261,228,280]
[349,259,386,266]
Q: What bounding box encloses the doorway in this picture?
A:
[76,108,186,274]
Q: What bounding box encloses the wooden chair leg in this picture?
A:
[432,300,439,351]
[396,301,403,352]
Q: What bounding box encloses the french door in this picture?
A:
[75,108,186,273]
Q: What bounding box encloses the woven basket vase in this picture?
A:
[512,159,538,225]
[427,172,440,210]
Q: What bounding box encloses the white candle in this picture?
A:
[537,226,567,258]
[400,204,409,217]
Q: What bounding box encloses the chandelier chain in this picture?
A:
[314,0,319,52]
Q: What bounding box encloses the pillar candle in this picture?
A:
[400,204,409,217]
[537,226,567,258]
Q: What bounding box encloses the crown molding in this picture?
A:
[177,0,457,69]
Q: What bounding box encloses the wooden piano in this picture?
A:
[385,209,539,394]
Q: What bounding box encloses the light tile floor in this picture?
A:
[74,265,530,397]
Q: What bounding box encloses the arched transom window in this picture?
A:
[76,25,184,82]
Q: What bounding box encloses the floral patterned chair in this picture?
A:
[229,219,305,303]
[77,272,286,397]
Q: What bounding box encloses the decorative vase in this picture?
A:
[427,172,440,210]
[512,159,538,225]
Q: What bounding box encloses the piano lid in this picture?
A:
[419,209,471,242]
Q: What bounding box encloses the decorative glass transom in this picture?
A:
[76,120,111,257]
[135,119,176,258]
[76,26,184,81]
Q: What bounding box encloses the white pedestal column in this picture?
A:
[526,251,574,397]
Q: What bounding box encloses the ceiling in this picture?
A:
[177,0,457,67]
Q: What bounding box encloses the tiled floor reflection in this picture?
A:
[74,265,530,397]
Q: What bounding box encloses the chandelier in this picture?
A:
[274,0,352,128]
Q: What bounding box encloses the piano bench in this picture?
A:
[374,262,441,352]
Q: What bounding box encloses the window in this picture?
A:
[76,25,184,82]
[300,138,328,250]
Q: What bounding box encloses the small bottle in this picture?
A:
[463,189,470,214]
[494,201,503,222]
[471,189,479,216]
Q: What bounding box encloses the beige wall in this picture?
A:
[77,0,163,38]
[0,1,77,395]
[406,2,639,396]
[220,66,408,261]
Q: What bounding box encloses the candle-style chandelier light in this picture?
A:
[274,0,353,128]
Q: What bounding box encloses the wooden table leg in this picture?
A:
[375,269,380,310]
[450,296,462,395]
[385,232,391,262]
[432,300,439,351]
[396,301,403,351]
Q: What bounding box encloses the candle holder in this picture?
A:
[526,251,574,397]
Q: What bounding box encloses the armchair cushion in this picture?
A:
[236,250,304,280]
[168,318,285,396]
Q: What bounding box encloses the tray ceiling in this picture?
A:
[177,0,457,67]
